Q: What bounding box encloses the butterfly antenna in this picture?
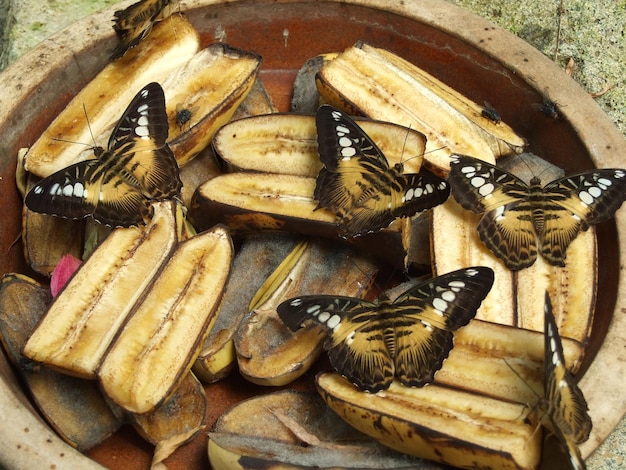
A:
[402,146,447,167]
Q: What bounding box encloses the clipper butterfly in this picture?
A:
[448,154,626,270]
[314,105,450,237]
[25,82,182,227]
[277,266,494,392]
[536,292,592,470]
[111,0,180,60]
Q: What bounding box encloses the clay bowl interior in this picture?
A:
[0,0,624,468]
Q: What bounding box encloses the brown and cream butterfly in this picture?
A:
[535,292,592,470]
[314,105,450,238]
[25,82,182,227]
[111,0,180,60]
[448,154,626,270]
[277,266,494,392]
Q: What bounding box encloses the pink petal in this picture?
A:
[50,254,82,297]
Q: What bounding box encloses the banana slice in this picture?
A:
[316,42,526,174]
[163,43,262,165]
[23,15,200,178]
[190,172,412,268]
[213,113,426,176]
[317,372,541,470]
[22,201,179,378]
[98,225,233,414]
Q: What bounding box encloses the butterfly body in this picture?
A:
[111,0,179,60]
[535,292,591,470]
[25,82,182,227]
[314,105,450,237]
[448,154,626,270]
[278,266,494,392]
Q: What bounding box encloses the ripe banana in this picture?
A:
[23,15,200,178]
[213,113,426,176]
[163,43,262,165]
[316,42,526,175]
[431,185,596,347]
[22,201,179,378]
[98,225,233,414]
[317,372,542,470]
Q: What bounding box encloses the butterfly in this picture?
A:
[111,0,180,61]
[277,266,494,392]
[447,154,626,270]
[314,105,450,237]
[534,291,592,470]
[25,82,182,227]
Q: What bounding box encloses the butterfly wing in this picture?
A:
[540,170,626,265]
[390,266,494,387]
[277,295,393,391]
[25,160,152,226]
[448,154,539,270]
[315,105,449,237]
[107,82,182,200]
[111,0,179,60]
[540,292,592,469]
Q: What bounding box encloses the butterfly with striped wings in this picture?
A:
[448,154,626,270]
[25,82,182,227]
[535,292,592,470]
[314,105,450,238]
[277,266,494,392]
[111,0,180,60]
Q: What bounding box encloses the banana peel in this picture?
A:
[193,234,304,383]
[234,239,377,386]
[208,389,434,469]
[131,372,207,467]
[23,15,200,178]
[0,274,122,451]
[317,372,542,470]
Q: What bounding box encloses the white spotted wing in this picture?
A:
[535,292,591,470]
[448,154,626,270]
[277,266,494,392]
[314,105,450,237]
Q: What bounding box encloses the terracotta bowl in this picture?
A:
[0,0,624,468]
